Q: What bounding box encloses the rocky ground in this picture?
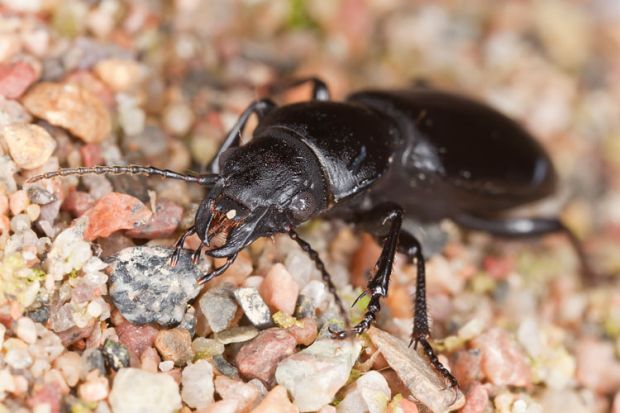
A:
[1,1,620,413]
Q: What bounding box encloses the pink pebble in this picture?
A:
[125,199,183,239]
[286,318,318,346]
[82,192,152,240]
[459,382,489,413]
[576,338,620,394]
[235,328,297,384]
[9,190,29,216]
[116,322,159,358]
[259,263,299,315]
[387,397,419,413]
[251,385,298,413]
[470,328,531,387]
[0,194,8,215]
[0,61,37,99]
[198,399,240,413]
[214,375,260,412]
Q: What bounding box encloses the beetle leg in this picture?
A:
[329,203,403,338]
[264,76,331,101]
[167,226,196,267]
[287,228,349,326]
[191,244,204,265]
[208,98,277,174]
[453,213,598,283]
[197,253,238,284]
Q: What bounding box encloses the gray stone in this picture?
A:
[295,294,315,319]
[367,327,465,412]
[214,326,259,345]
[109,246,204,327]
[81,348,106,376]
[233,287,272,328]
[198,283,238,333]
[109,368,181,413]
[213,354,239,378]
[27,186,57,205]
[276,338,362,412]
[102,339,130,371]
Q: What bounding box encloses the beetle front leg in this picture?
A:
[168,226,196,267]
[197,253,238,284]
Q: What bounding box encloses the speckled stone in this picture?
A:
[109,246,203,327]
[101,339,130,371]
[233,287,272,328]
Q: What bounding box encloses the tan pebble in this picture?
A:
[9,190,29,216]
[251,385,298,413]
[77,373,109,402]
[22,82,111,143]
[387,397,419,413]
[198,399,239,413]
[259,263,299,315]
[154,328,193,367]
[25,204,40,221]
[317,406,337,413]
[0,214,9,235]
[15,317,37,344]
[53,351,82,387]
[43,368,70,394]
[0,124,56,170]
[93,58,143,92]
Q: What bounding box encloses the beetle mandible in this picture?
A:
[29,77,594,388]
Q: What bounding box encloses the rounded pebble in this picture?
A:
[1,124,56,170]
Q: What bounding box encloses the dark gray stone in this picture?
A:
[109,246,204,327]
[102,339,130,371]
[82,348,106,376]
[213,355,239,378]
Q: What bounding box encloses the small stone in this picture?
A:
[159,360,174,372]
[163,102,194,136]
[576,338,620,394]
[181,360,214,409]
[192,337,225,358]
[214,326,259,345]
[338,371,391,413]
[367,327,464,412]
[27,382,62,413]
[81,348,106,376]
[214,376,260,412]
[62,190,95,217]
[15,316,37,344]
[459,382,488,413]
[450,349,483,389]
[387,396,419,413]
[82,192,152,240]
[200,399,239,413]
[109,246,203,327]
[125,199,183,239]
[22,82,111,143]
[154,328,193,367]
[286,318,318,346]
[116,322,159,358]
[93,58,143,92]
[5,346,33,369]
[109,368,181,413]
[101,339,130,371]
[77,372,109,402]
[213,355,239,378]
[140,347,161,373]
[236,328,297,384]
[275,338,363,412]
[471,328,531,387]
[233,287,272,328]
[1,123,56,170]
[198,284,239,333]
[27,186,57,205]
[0,96,32,126]
[251,385,298,413]
[53,351,82,387]
[9,189,29,215]
[260,263,300,316]
[0,61,37,99]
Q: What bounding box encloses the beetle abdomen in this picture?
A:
[349,89,557,215]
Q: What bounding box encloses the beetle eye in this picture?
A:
[289,191,316,222]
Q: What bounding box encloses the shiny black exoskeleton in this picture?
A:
[29,77,591,391]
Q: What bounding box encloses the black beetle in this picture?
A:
[28,77,594,389]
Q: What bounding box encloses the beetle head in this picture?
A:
[196,137,327,257]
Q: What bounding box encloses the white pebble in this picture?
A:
[159,360,175,372]
[109,368,181,413]
[181,360,214,409]
[15,317,37,344]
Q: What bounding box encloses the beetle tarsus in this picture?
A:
[167,226,196,267]
[197,253,238,284]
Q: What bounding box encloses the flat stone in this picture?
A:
[367,327,464,413]
[233,287,272,328]
[275,338,362,412]
[1,123,56,170]
[236,328,297,384]
[214,326,259,345]
[22,82,111,143]
[337,371,391,413]
[154,328,193,367]
[109,368,181,413]
[181,360,214,409]
[198,284,239,333]
[109,246,203,327]
[82,192,152,240]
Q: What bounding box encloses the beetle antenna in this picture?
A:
[26,165,220,186]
